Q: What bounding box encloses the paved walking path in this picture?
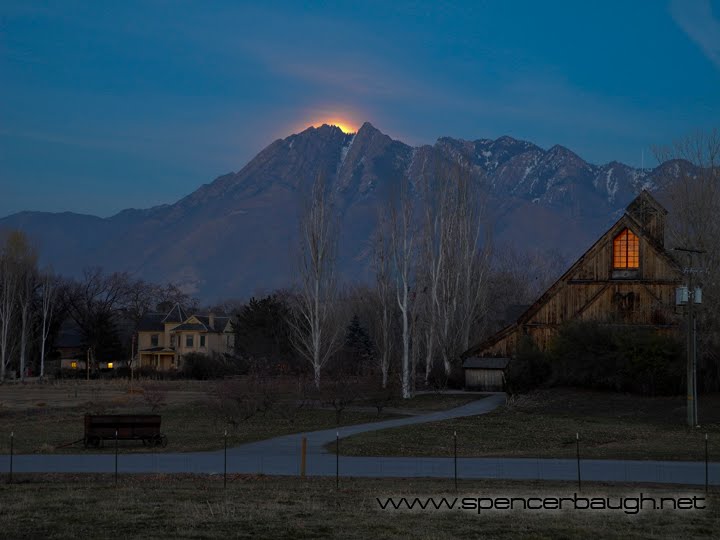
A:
[2,393,718,486]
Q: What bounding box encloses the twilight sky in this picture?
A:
[1,0,719,218]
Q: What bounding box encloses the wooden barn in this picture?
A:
[463,190,683,374]
[462,357,509,391]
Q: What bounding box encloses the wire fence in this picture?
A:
[2,431,717,493]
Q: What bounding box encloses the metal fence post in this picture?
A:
[336,432,339,490]
[453,431,458,492]
[9,432,13,485]
[114,429,118,486]
[706,433,709,494]
[224,430,228,489]
[576,432,581,492]
[300,437,307,478]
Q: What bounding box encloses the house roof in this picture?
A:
[138,304,193,332]
[171,315,231,333]
[138,306,232,334]
[463,357,510,369]
[172,323,207,332]
[195,315,231,332]
[163,304,188,324]
[137,312,165,332]
[463,192,683,358]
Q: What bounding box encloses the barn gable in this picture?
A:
[465,191,683,358]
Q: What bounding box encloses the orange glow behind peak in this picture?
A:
[311,119,358,134]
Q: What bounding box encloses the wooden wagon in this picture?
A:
[84,414,167,448]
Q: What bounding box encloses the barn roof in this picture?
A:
[463,191,683,358]
[462,357,510,369]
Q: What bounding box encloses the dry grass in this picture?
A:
[0,474,717,539]
[334,389,720,461]
[0,402,401,454]
[0,379,405,453]
[0,380,488,454]
[367,393,482,411]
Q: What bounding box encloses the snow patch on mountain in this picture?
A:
[605,167,618,203]
[338,134,356,170]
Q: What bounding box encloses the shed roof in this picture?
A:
[462,357,510,369]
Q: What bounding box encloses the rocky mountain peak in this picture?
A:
[0,122,694,298]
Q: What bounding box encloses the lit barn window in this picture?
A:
[613,229,639,269]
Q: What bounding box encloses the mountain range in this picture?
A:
[0,122,685,299]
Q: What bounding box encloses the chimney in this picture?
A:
[208,313,215,329]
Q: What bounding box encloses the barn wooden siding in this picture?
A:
[465,369,504,391]
[468,191,683,358]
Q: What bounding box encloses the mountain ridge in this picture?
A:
[0,122,687,299]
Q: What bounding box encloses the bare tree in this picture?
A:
[418,170,452,381]
[0,231,38,381]
[454,169,492,354]
[39,270,57,380]
[62,268,132,376]
[388,175,416,399]
[16,241,38,381]
[422,167,492,375]
[371,212,395,388]
[655,128,720,389]
[288,174,342,389]
[0,232,20,382]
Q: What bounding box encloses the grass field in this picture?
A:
[0,380,481,454]
[333,389,720,461]
[0,474,716,539]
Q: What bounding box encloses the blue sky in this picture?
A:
[1,0,719,217]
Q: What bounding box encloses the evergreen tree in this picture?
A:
[342,315,376,374]
[233,294,294,370]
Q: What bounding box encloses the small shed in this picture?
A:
[462,357,509,391]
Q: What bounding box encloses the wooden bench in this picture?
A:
[84,414,167,448]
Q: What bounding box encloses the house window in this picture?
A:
[170,335,175,347]
[186,335,194,347]
[613,229,639,269]
[200,335,206,347]
[71,361,77,369]
[151,334,159,347]
[107,362,113,369]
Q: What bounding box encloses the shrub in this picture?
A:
[548,321,683,396]
[505,336,552,394]
[182,352,241,380]
[426,363,449,390]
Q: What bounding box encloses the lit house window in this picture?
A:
[107,362,113,369]
[613,229,639,269]
[71,361,77,369]
[186,335,194,347]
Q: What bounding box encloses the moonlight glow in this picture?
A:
[310,118,358,134]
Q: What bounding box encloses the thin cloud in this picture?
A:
[670,0,720,69]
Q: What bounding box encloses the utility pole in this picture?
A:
[674,247,704,427]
